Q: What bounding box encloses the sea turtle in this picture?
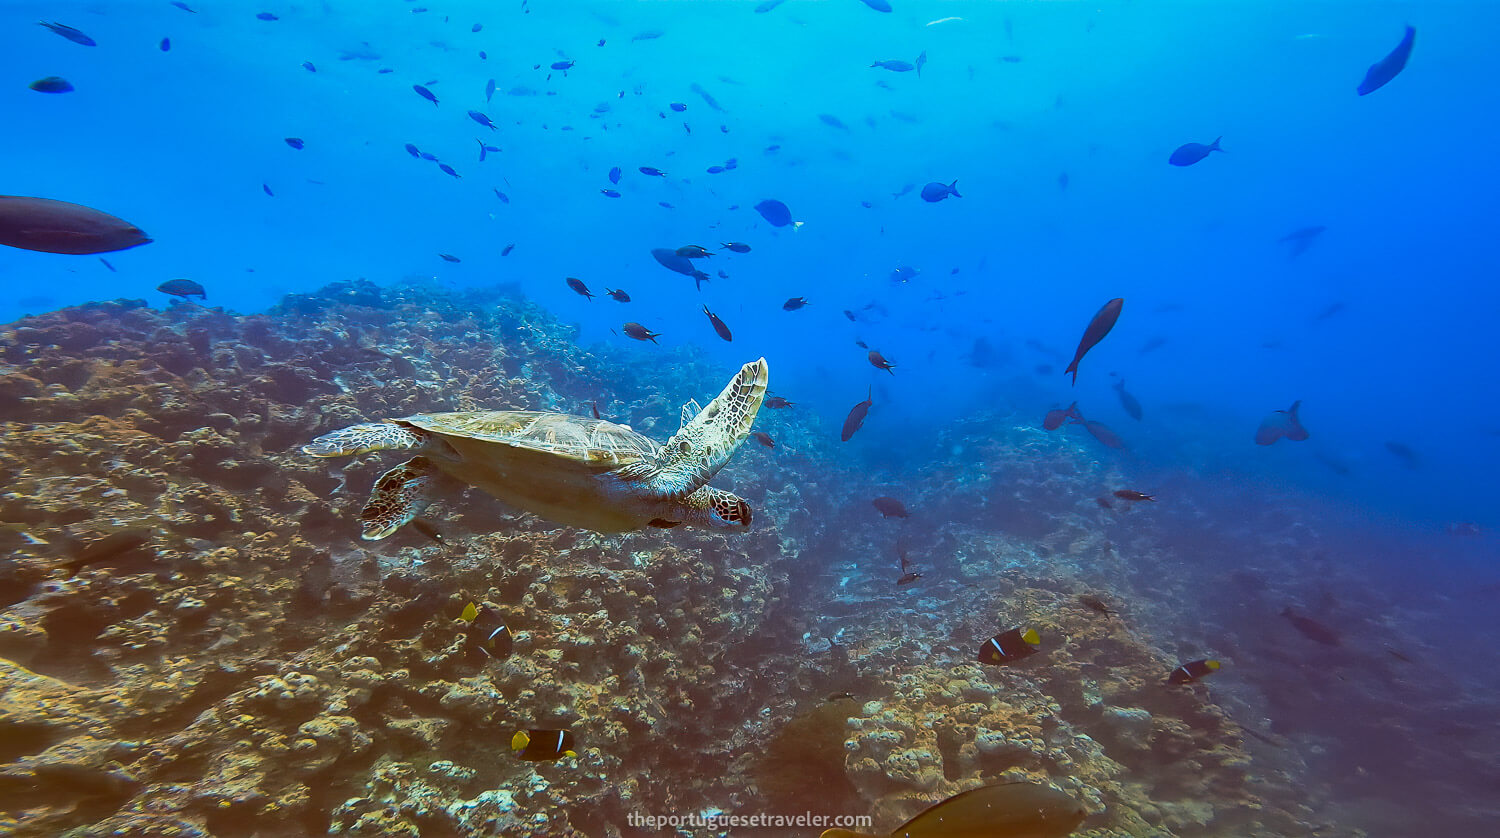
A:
[303,358,768,539]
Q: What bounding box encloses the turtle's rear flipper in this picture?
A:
[631,357,768,497]
[304,422,430,458]
[359,457,434,540]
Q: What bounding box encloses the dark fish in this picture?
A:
[1357,25,1415,96]
[1168,658,1221,685]
[1169,137,1223,166]
[764,396,794,409]
[1385,441,1419,469]
[920,180,962,202]
[703,306,732,341]
[485,78,496,101]
[841,388,873,442]
[857,0,892,12]
[915,50,928,76]
[98,257,116,272]
[501,243,515,256]
[871,60,915,72]
[622,322,659,343]
[706,165,725,174]
[977,627,1041,665]
[1078,594,1114,617]
[605,288,630,302]
[1095,496,1113,509]
[826,691,855,702]
[896,572,923,586]
[301,61,315,72]
[566,278,593,299]
[676,245,713,259]
[1083,420,1125,450]
[753,199,793,227]
[1064,297,1123,385]
[750,431,775,449]
[158,278,207,299]
[256,12,278,21]
[1281,608,1341,646]
[29,77,74,94]
[658,202,676,210]
[1113,490,1155,502]
[0,196,152,255]
[868,350,896,374]
[472,23,483,33]
[404,143,421,157]
[1280,225,1326,259]
[634,29,664,41]
[1042,401,1081,431]
[69,529,153,571]
[1254,400,1310,445]
[717,269,729,279]
[591,402,602,419]
[1138,336,1168,355]
[669,102,687,112]
[551,60,575,71]
[419,152,438,161]
[823,782,1086,838]
[493,189,510,203]
[477,141,500,162]
[439,254,461,263]
[650,248,711,289]
[162,38,172,52]
[438,163,460,178]
[639,166,666,177]
[754,0,786,11]
[512,729,575,761]
[818,113,848,130]
[459,602,512,657]
[263,183,274,196]
[871,497,908,519]
[284,137,305,149]
[608,166,622,184]
[39,21,96,46]
[1312,301,1345,322]
[411,520,444,543]
[468,110,497,130]
[854,340,867,349]
[721,241,751,253]
[600,189,621,198]
[1113,378,1143,421]
[783,297,808,311]
[413,84,439,106]
[170,1,196,10]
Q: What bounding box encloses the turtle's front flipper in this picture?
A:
[631,358,768,497]
[359,457,434,540]
[304,422,430,458]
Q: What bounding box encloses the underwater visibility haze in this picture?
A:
[2,1,1498,837]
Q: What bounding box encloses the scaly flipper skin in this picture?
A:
[303,422,430,457]
[625,358,768,498]
[359,457,434,540]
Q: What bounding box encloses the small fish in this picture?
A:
[39,21,96,46]
[1357,25,1415,96]
[622,322,659,343]
[721,241,751,253]
[512,729,575,761]
[1064,297,1124,385]
[439,254,461,263]
[161,38,172,52]
[1281,607,1341,646]
[841,388,873,442]
[468,110,497,130]
[1254,400,1310,446]
[871,60,915,72]
[256,12,279,22]
[764,397,794,409]
[717,269,729,280]
[472,23,483,33]
[977,628,1041,665]
[1078,594,1114,617]
[605,288,630,302]
[818,113,848,130]
[157,279,207,299]
[633,29,664,41]
[404,143,421,158]
[1385,440,1419,469]
[413,84,439,106]
[98,257,116,272]
[600,189,621,198]
[551,60,575,71]
[891,183,916,198]
[676,245,713,259]
[755,0,787,12]
[301,61,316,72]
[783,297,808,311]
[1113,378,1143,421]
[493,189,510,203]
[919,180,963,202]
[591,402,602,419]
[29,77,74,94]
[857,0,893,11]
[566,278,593,300]
[438,163,460,178]
[1082,419,1125,450]
[1095,496,1113,509]
[1168,137,1223,167]
[703,306,733,341]
[706,165,725,174]
[606,167,623,185]
[868,350,896,374]
[896,571,923,586]
[501,243,515,256]
[669,102,687,112]
[459,602,513,658]
[170,1,197,11]
[411,519,444,543]
[1042,401,1081,431]
[1168,658,1221,685]
[639,166,666,177]
[1138,336,1168,355]
[284,137,305,150]
[1113,490,1155,502]
[750,431,775,449]
[485,78,496,101]
[477,141,501,162]
[263,183,274,196]
[753,199,793,227]
[871,497,908,519]
[915,50,928,76]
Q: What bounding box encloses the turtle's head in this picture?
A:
[676,486,753,532]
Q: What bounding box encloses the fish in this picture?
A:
[754,199,793,227]
[721,241,751,253]
[818,114,849,131]
[551,60,575,71]
[764,396,794,409]
[1083,420,1125,450]
[856,0,893,11]
[413,84,439,106]
[669,102,687,112]
[1167,658,1221,684]
[608,166,622,184]
[284,137,305,150]
[1253,400,1310,445]
[1113,379,1142,421]
[1138,337,1167,355]
[1280,608,1341,646]
[485,79,496,102]
[493,189,510,203]
[170,1,196,10]
[158,279,207,299]
[419,152,438,161]
[477,141,501,162]
[1168,137,1223,166]
[639,166,666,177]
[690,83,724,111]
[915,51,928,76]
[1064,297,1124,385]
[98,257,116,272]
[0,196,152,255]
[404,143,421,158]
[868,350,896,374]
[263,184,274,196]
[501,244,515,256]
[920,181,962,202]
[459,602,513,658]
[39,21,96,46]
[826,691,855,702]
[889,265,920,284]
[1357,25,1415,95]
[256,12,279,21]
[472,23,483,33]
[754,0,786,11]
[676,245,713,259]
[1042,402,1081,431]
[622,322,660,343]
[650,249,711,289]
[1385,441,1419,469]
[783,297,808,311]
[821,781,1086,838]
[977,628,1041,665]
[438,163,460,178]
[1113,490,1155,502]
[161,38,172,52]
[841,389,873,442]
[301,61,315,72]
[29,77,74,94]
[67,529,154,572]
[600,189,621,198]
[1078,594,1114,617]
[511,729,576,761]
[411,520,444,543]
[1279,225,1326,259]
[702,307,733,341]
[872,497,909,519]
[591,402,602,420]
[605,288,630,302]
[468,110,497,130]
[896,571,922,586]
[439,254,461,263]
[750,431,775,449]
[566,278,593,300]
[1095,496,1113,509]
[871,60,915,72]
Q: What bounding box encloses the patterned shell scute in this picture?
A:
[400,411,659,466]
